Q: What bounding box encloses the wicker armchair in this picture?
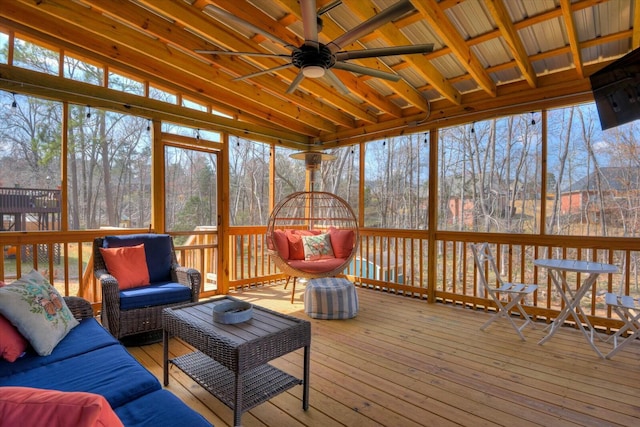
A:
[64,296,95,321]
[93,234,201,341]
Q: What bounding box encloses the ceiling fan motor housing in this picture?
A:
[292,43,336,71]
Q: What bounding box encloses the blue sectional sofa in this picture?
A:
[0,296,212,427]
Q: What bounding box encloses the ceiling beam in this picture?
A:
[340,0,462,106]
[0,64,309,147]
[483,0,537,88]
[0,17,292,134]
[275,0,439,111]
[83,0,349,132]
[142,0,370,127]
[198,0,400,119]
[559,0,584,79]
[412,0,497,98]
[10,0,328,137]
[319,65,597,146]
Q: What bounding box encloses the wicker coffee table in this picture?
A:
[162,296,311,427]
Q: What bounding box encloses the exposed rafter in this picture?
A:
[559,0,584,79]
[0,0,632,148]
[484,0,537,88]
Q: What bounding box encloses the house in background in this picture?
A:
[559,167,640,227]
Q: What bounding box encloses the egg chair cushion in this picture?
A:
[285,229,320,260]
[285,230,305,260]
[287,257,347,274]
[328,228,355,259]
[271,229,289,260]
[302,233,334,260]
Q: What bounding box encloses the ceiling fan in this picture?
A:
[196,0,433,94]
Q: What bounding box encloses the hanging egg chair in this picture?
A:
[266,152,359,302]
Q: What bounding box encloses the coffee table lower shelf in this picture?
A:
[170,351,302,415]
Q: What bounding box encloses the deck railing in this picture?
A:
[0,229,220,310]
[1,227,638,331]
[226,227,640,331]
[0,187,61,214]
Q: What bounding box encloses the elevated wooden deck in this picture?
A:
[130,284,640,427]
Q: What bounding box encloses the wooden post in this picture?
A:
[151,119,164,232]
[218,132,230,294]
[427,129,439,303]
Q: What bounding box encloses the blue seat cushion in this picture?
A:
[0,344,161,409]
[115,389,213,426]
[119,281,192,310]
[104,234,173,283]
[0,318,118,378]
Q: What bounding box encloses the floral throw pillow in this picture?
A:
[0,270,79,356]
[302,233,335,261]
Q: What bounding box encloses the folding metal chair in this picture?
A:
[605,291,640,359]
[471,242,538,341]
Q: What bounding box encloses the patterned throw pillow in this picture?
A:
[302,233,335,261]
[0,270,79,356]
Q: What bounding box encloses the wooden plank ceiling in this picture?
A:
[0,0,636,149]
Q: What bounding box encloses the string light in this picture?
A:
[146,120,151,132]
[11,93,17,108]
[196,129,200,140]
[86,106,91,119]
[530,112,536,125]
[471,122,475,133]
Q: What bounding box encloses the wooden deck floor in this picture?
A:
[128,284,640,427]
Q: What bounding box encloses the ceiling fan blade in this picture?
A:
[317,0,343,16]
[335,44,434,61]
[328,0,415,52]
[333,62,401,82]
[324,69,350,95]
[300,0,318,45]
[206,5,295,50]
[285,72,306,94]
[196,50,291,59]
[233,64,295,81]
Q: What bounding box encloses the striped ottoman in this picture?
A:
[304,277,358,319]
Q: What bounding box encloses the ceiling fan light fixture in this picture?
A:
[302,65,325,78]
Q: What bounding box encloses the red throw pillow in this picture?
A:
[328,227,355,259]
[0,387,124,427]
[285,230,305,260]
[99,244,150,289]
[0,314,28,362]
[272,229,289,260]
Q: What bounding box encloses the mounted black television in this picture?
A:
[590,47,640,130]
